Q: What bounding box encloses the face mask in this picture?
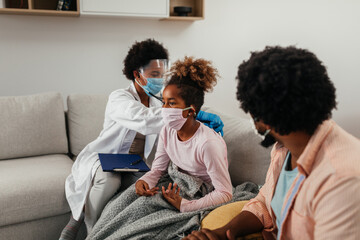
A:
[135,77,164,98]
[161,107,194,131]
[261,133,277,148]
[250,118,265,140]
[249,118,276,148]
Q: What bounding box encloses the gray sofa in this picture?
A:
[0,92,271,240]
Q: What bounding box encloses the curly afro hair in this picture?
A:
[123,39,169,80]
[236,46,337,135]
[166,56,218,113]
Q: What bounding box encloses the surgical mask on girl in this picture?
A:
[135,76,164,97]
[162,107,195,131]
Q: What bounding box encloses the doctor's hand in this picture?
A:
[162,183,182,211]
[196,110,224,136]
[135,180,159,196]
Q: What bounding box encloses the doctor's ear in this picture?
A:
[133,70,141,79]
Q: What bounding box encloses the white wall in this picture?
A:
[1,0,359,138]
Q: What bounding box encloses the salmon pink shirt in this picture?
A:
[139,122,233,212]
[242,120,360,240]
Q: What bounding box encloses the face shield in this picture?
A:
[138,59,170,79]
[136,59,170,101]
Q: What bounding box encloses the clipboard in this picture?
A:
[98,153,150,172]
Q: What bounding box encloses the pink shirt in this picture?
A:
[242,120,360,240]
[140,123,233,212]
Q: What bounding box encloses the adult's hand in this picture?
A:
[135,180,159,196]
[196,111,224,136]
[162,182,182,210]
[182,227,236,240]
[183,209,264,240]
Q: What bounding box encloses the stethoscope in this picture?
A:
[148,91,163,102]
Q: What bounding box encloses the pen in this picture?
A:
[130,158,142,166]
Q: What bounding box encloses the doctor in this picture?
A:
[60,39,224,240]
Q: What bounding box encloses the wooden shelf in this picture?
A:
[161,16,203,21]
[163,0,204,21]
[0,0,80,17]
[0,7,79,16]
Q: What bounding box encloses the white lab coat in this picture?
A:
[65,83,163,221]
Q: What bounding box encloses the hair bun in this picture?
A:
[171,56,218,92]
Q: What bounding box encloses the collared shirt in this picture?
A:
[242,120,360,240]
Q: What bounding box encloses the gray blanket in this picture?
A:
[86,163,258,240]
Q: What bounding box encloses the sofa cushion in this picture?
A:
[201,107,271,186]
[67,94,108,156]
[224,115,271,186]
[201,200,263,239]
[0,92,68,160]
[0,213,71,240]
[0,154,73,227]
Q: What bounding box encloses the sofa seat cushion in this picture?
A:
[0,154,73,227]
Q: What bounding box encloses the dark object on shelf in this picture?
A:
[174,6,192,17]
[5,0,28,8]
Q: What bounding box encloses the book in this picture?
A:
[56,0,64,10]
[98,153,150,172]
[62,0,71,10]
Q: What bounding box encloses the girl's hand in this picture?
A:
[162,183,182,210]
[135,180,159,196]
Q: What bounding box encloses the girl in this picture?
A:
[135,56,233,212]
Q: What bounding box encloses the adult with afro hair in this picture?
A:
[60,39,224,240]
[183,46,360,240]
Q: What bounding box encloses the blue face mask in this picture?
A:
[136,77,164,98]
[143,78,164,96]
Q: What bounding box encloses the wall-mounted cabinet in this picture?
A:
[81,0,168,18]
[80,0,204,21]
[0,0,80,16]
[0,0,204,20]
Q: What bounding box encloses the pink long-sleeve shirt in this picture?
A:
[139,122,233,212]
[242,120,360,240]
